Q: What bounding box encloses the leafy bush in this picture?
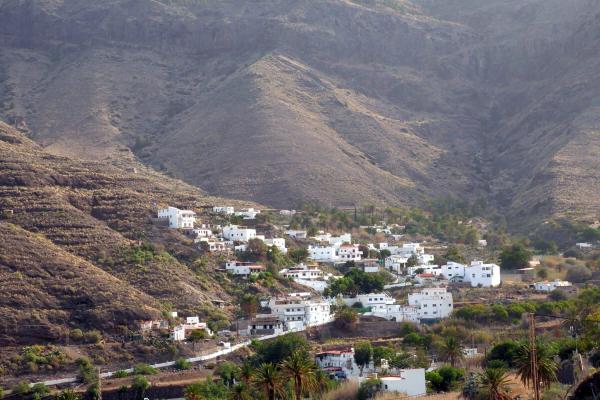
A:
[12,381,30,396]
[499,244,532,269]
[486,340,521,368]
[132,363,158,375]
[174,358,192,370]
[426,366,464,392]
[565,265,592,283]
[357,378,381,400]
[250,333,310,365]
[184,380,228,400]
[112,370,129,378]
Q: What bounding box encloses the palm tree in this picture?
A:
[228,383,252,400]
[439,336,465,367]
[312,369,332,399]
[478,368,513,400]
[281,351,317,399]
[252,363,284,400]
[240,362,254,384]
[515,342,558,390]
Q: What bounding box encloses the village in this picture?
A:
[130,204,586,397]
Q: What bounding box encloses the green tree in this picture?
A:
[438,337,465,368]
[334,306,358,331]
[228,383,252,400]
[565,265,592,283]
[239,363,254,384]
[288,248,309,263]
[477,368,512,400]
[281,350,317,399]
[444,246,466,263]
[131,376,150,400]
[251,363,284,400]
[354,342,373,376]
[499,244,532,269]
[515,343,558,390]
[185,380,228,400]
[216,362,241,387]
[240,294,260,319]
[357,378,381,400]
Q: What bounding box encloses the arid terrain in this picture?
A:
[0,0,598,227]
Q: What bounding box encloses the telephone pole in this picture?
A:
[529,313,540,400]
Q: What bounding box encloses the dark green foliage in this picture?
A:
[354,342,373,373]
[131,376,150,400]
[132,363,158,375]
[426,366,464,392]
[565,265,592,283]
[324,269,387,296]
[288,247,309,263]
[499,243,532,269]
[174,358,192,370]
[250,333,310,365]
[486,340,521,368]
[357,378,381,400]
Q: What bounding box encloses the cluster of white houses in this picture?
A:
[315,347,426,396]
[138,313,213,342]
[248,293,333,335]
[339,287,453,323]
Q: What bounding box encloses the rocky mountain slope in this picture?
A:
[0,0,599,225]
[0,120,251,345]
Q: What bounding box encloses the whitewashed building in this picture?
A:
[235,208,260,220]
[329,233,352,247]
[341,293,418,322]
[337,244,363,261]
[308,245,339,262]
[280,264,324,280]
[222,225,257,242]
[268,296,332,330]
[533,280,572,292]
[213,206,235,215]
[385,255,409,274]
[225,261,265,275]
[465,261,501,287]
[157,206,196,229]
[285,230,307,239]
[264,237,287,254]
[408,287,453,320]
[379,369,426,397]
[315,347,359,378]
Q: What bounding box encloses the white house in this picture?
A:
[235,208,260,220]
[329,233,352,247]
[157,206,196,229]
[308,245,339,262]
[286,230,307,239]
[280,264,324,280]
[264,237,287,254]
[268,296,332,330]
[170,325,186,341]
[533,280,572,292]
[315,347,359,378]
[408,287,453,320]
[199,238,230,252]
[576,242,593,249]
[379,369,426,397]
[337,244,362,262]
[222,225,257,242]
[465,261,501,287]
[385,255,409,274]
[225,261,265,275]
[341,293,418,322]
[408,261,501,288]
[248,314,286,335]
[213,206,235,215]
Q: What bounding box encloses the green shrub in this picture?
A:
[12,381,30,395]
[132,363,158,375]
[174,358,192,370]
[112,370,129,378]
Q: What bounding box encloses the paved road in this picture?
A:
[31,319,333,388]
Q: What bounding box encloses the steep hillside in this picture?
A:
[0,120,251,345]
[0,0,599,224]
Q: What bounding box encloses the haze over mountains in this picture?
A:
[0,0,599,224]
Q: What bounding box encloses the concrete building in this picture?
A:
[248,315,285,335]
[280,264,324,280]
[264,237,287,254]
[157,206,196,229]
[341,293,418,322]
[213,206,235,215]
[222,225,257,242]
[225,261,265,275]
[235,208,260,220]
[532,279,572,292]
[337,244,362,262]
[308,245,339,262]
[408,287,453,320]
[285,230,307,239]
[379,369,426,397]
[268,296,332,330]
[315,347,359,378]
[385,255,409,274]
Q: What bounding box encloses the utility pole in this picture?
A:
[529,313,540,400]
